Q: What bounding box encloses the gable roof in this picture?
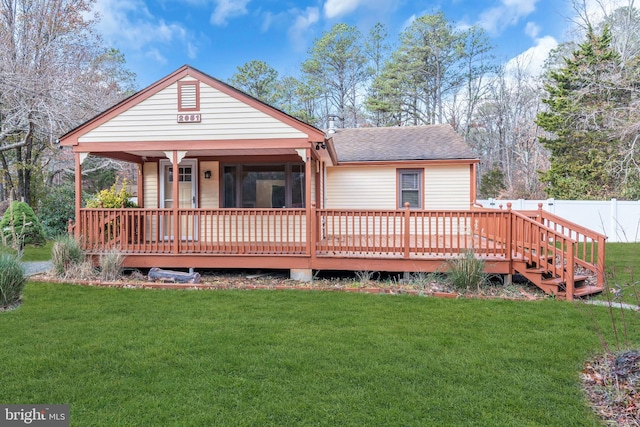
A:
[329,124,477,163]
[59,64,327,146]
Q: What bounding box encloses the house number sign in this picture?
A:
[177,114,201,123]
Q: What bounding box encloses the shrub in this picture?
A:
[86,179,137,208]
[0,253,26,308]
[38,184,76,238]
[405,271,447,290]
[447,250,488,291]
[64,260,97,281]
[99,249,124,282]
[0,201,46,248]
[51,235,84,277]
[354,270,377,283]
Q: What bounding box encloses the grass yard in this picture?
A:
[0,240,53,261]
[606,243,640,286]
[2,284,638,426]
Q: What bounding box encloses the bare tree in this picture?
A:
[470,59,548,198]
[0,0,135,204]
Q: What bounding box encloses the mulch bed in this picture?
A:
[31,268,549,301]
[582,350,640,426]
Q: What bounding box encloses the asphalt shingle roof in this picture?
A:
[329,124,477,163]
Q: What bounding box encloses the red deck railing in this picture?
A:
[315,207,510,258]
[517,205,606,290]
[77,208,308,255]
[72,204,606,299]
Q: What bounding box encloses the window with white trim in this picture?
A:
[398,169,423,209]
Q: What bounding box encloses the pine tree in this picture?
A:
[536,25,630,199]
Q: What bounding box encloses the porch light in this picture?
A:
[315,142,326,150]
[204,170,212,179]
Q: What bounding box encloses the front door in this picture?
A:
[160,159,197,240]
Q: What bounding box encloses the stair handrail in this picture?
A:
[534,205,606,289]
[509,206,580,299]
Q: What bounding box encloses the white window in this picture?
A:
[398,169,423,209]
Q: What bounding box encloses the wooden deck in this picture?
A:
[70,204,607,300]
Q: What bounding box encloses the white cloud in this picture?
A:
[324,0,361,19]
[91,0,196,64]
[187,42,198,59]
[210,0,250,26]
[323,0,403,20]
[477,0,538,35]
[524,21,540,38]
[506,34,558,75]
[401,14,417,32]
[261,11,274,32]
[145,48,167,65]
[288,7,320,51]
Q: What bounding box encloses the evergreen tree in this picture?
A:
[302,23,368,128]
[229,60,281,106]
[536,25,631,199]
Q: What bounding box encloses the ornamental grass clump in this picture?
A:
[99,249,124,282]
[447,250,488,291]
[0,253,26,308]
[51,235,84,278]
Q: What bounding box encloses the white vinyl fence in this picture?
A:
[477,199,640,243]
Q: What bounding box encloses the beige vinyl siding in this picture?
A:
[326,166,396,209]
[425,165,470,209]
[143,162,158,208]
[79,77,308,143]
[143,162,159,241]
[199,161,219,208]
[326,163,471,211]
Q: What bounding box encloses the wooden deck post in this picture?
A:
[538,202,544,225]
[74,152,82,239]
[137,163,144,208]
[404,202,410,259]
[172,151,179,255]
[310,202,317,260]
[505,203,513,285]
[597,235,606,289]
[305,147,312,257]
[505,203,513,260]
[565,242,575,301]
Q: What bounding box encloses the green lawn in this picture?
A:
[0,240,53,261]
[606,242,639,285]
[2,284,638,426]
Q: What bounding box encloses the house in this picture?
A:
[59,65,606,300]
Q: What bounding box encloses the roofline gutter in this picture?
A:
[335,158,480,166]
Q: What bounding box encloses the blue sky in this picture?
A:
[91,0,611,89]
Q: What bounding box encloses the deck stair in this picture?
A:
[509,205,606,300]
[512,259,599,299]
